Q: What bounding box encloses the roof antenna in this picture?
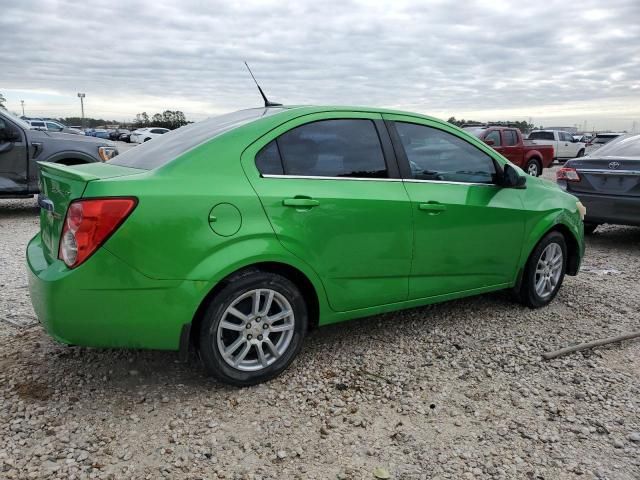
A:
[244,61,282,107]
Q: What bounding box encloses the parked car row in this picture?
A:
[23,119,83,135]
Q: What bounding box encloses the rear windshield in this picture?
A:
[528,131,554,141]
[110,108,285,170]
[592,134,639,157]
[593,134,620,144]
[463,127,487,138]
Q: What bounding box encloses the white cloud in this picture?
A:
[1,0,639,130]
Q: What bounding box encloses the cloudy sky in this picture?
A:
[2,0,639,130]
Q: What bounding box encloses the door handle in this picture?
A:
[283,198,319,208]
[419,202,447,214]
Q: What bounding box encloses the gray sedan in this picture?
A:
[557,133,640,234]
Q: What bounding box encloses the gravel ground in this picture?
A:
[1,166,639,479]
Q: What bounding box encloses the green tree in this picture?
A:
[0,92,6,110]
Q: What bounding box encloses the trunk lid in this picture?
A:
[566,157,640,197]
[37,162,144,263]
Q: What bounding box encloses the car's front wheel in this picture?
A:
[199,271,307,386]
[516,231,567,308]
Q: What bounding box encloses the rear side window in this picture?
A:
[256,119,388,178]
[485,130,501,146]
[31,121,45,127]
[529,131,554,141]
[503,130,518,146]
[395,122,496,184]
[255,141,284,175]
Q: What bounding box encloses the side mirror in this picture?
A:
[484,138,495,146]
[501,164,526,188]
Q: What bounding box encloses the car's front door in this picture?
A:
[241,113,413,312]
[383,115,526,299]
[0,116,28,193]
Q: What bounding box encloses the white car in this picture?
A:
[584,132,625,156]
[527,130,586,161]
[130,127,170,143]
[25,119,83,135]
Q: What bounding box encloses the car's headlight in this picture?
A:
[576,201,586,220]
[98,146,118,161]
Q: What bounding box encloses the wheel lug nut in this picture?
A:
[247,334,252,340]
[246,323,251,329]
[258,335,263,340]
[263,324,268,329]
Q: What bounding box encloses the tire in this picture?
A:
[584,222,599,235]
[577,149,585,158]
[516,231,567,308]
[525,158,542,177]
[198,270,307,386]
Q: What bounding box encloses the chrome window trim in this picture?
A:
[261,174,403,182]
[261,174,496,186]
[577,169,640,176]
[403,179,497,187]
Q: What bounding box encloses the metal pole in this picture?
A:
[20,100,25,116]
[77,93,86,128]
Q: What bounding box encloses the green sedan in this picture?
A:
[27,106,585,385]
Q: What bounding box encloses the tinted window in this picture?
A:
[150,129,168,134]
[503,130,518,146]
[485,130,501,146]
[276,119,387,178]
[255,140,284,175]
[111,108,285,170]
[395,122,496,184]
[31,121,45,127]
[46,122,62,131]
[594,134,619,144]
[529,131,554,141]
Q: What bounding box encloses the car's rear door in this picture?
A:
[383,114,526,299]
[500,129,523,167]
[241,112,413,312]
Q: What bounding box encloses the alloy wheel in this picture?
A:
[216,289,295,372]
[527,163,539,176]
[534,243,563,298]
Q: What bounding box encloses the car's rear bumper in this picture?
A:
[26,233,206,350]
[571,191,640,226]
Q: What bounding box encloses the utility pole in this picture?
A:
[20,100,25,116]
[77,93,86,128]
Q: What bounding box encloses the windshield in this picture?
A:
[110,108,286,170]
[590,134,640,158]
[1,109,31,130]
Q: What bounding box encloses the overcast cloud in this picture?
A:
[1,0,639,129]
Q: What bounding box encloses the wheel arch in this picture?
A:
[188,260,323,356]
[45,151,98,165]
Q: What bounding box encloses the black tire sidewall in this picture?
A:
[199,272,307,386]
[521,232,567,308]
[526,159,541,176]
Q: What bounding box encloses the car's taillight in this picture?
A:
[58,197,137,268]
[556,167,581,182]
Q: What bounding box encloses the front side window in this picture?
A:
[256,119,387,178]
[46,122,63,131]
[31,121,45,128]
[395,122,496,184]
[485,130,501,146]
[503,130,518,146]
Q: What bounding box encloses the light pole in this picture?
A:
[77,93,86,128]
[20,100,25,116]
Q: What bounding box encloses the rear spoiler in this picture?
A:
[37,162,101,182]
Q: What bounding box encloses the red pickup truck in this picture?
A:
[464,126,554,177]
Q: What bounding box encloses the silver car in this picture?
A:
[557,134,640,234]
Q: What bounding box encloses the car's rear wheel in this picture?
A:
[516,231,567,308]
[198,271,307,386]
[584,222,599,235]
[577,149,585,157]
[525,158,541,177]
